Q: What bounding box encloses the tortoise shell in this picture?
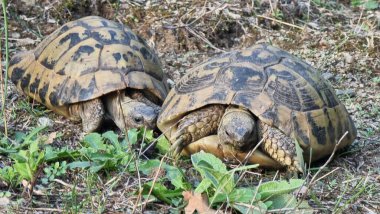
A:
[8,16,168,118]
[158,44,357,162]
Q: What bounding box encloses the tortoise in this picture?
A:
[157,44,357,172]
[8,16,169,132]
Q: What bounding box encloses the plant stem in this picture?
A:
[1,0,8,137]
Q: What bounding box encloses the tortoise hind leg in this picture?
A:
[171,105,226,156]
[70,98,105,133]
[258,122,303,173]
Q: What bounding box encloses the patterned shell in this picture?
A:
[158,44,357,161]
[8,16,168,117]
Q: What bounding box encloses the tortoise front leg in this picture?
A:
[258,122,303,172]
[170,105,226,156]
[69,98,105,133]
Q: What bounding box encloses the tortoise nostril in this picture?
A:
[225,130,232,137]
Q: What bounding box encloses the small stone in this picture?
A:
[38,117,53,127]
[0,197,10,206]
[342,52,353,64]
[47,18,57,24]
[321,72,334,80]
[11,32,20,39]
[307,22,320,30]
[167,79,175,89]
[335,89,356,97]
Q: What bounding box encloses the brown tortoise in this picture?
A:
[157,44,357,172]
[8,16,169,132]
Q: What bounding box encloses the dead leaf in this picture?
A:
[16,38,37,46]
[33,189,46,196]
[21,180,31,189]
[294,185,308,198]
[183,191,216,214]
[45,132,57,144]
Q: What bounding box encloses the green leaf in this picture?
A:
[267,194,297,209]
[197,162,233,191]
[23,126,46,144]
[29,140,39,155]
[127,129,139,145]
[83,133,104,150]
[90,162,106,173]
[68,161,92,169]
[14,132,26,144]
[0,147,17,155]
[156,135,170,154]
[142,129,154,142]
[211,188,260,205]
[191,151,227,173]
[164,164,188,190]
[191,152,235,194]
[142,182,183,205]
[139,160,189,190]
[258,179,305,199]
[267,194,313,212]
[44,146,80,162]
[229,164,259,173]
[87,153,114,161]
[229,188,260,203]
[14,162,32,180]
[102,131,122,150]
[294,139,305,173]
[194,179,212,194]
[364,0,378,9]
[139,159,161,175]
[232,200,268,214]
[10,152,28,163]
[0,166,19,186]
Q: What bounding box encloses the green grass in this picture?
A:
[0,127,313,212]
[1,0,9,137]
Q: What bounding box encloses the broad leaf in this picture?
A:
[258,179,305,199]
[102,131,121,151]
[232,201,268,214]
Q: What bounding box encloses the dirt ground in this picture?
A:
[1,0,379,213]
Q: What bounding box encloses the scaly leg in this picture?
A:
[170,105,226,157]
[70,98,105,133]
[258,122,303,172]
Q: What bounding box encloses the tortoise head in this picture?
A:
[105,90,160,131]
[218,107,257,149]
[122,101,159,129]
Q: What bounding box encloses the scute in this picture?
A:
[157,44,356,162]
[8,16,168,118]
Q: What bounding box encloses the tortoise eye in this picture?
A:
[134,115,143,123]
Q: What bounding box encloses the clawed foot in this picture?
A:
[167,105,225,161]
[168,129,191,160]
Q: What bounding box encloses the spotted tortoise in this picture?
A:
[157,44,357,172]
[8,16,169,132]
